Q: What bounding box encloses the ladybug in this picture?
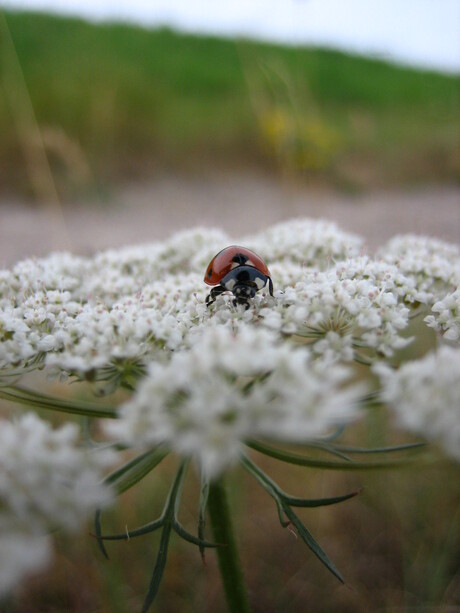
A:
[204,245,274,309]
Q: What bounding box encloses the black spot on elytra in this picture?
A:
[232,253,248,265]
[208,269,212,277]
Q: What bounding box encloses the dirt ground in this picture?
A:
[1,171,459,267]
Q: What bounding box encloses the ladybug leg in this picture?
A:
[268,276,274,297]
[206,285,225,307]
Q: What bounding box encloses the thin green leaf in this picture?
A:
[103,450,153,486]
[247,440,415,470]
[241,455,348,580]
[105,447,168,495]
[241,454,359,510]
[198,477,209,562]
[96,517,164,541]
[170,464,220,547]
[358,389,387,407]
[240,455,278,497]
[353,354,374,366]
[240,455,289,526]
[0,357,44,384]
[94,509,109,559]
[284,490,361,508]
[359,391,380,402]
[141,523,172,613]
[173,520,221,548]
[332,442,425,454]
[0,385,117,418]
[241,372,271,393]
[305,442,352,462]
[94,450,168,552]
[171,462,189,516]
[270,493,290,527]
[97,459,183,545]
[283,505,344,583]
[306,440,424,460]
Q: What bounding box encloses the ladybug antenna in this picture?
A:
[232,253,248,265]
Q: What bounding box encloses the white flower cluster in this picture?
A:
[83,228,230,303]
[245,218,364,269]
[2,221,459,376]
[0,227,228,311]
[235,265,411,359]
[378,234,460,305]
[1,219,459,478]
[334,256,423,305]
[107,326,365,478]
[377,346,460,462]
[0,530,51,597]
[0,413,114,595]
[424,288,460,342]
[289,269,411,358]
[0,222,363,375]
[44,274,207,374]
[0,236,217,373]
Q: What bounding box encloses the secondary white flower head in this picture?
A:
[0,413,114,531]
[106,325,365,478]
[83,227,229,303]
[4,252,90,307]
[377,346,460,461]
[250,267,412,358]
[0,526,51,596]
[378,234,460,304]
[0,413,114,595]
[0,413,114,596]
[0,307,36,368]
[245,218,363,269]
[0,229,230,373]
[334,256,421,304]
[424,287,460,341]
[0,413,115,595]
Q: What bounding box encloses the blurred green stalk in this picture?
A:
[208,479,251,613]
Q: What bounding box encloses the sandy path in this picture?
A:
[1,172,459,267]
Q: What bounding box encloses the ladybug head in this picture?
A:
[233,283,257,300]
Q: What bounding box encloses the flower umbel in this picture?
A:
[0,219,453,610]
[107,325,365,478]
[0,413,115,594]
[377,346,460,461]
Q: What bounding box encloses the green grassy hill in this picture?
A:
[0,10,459,197]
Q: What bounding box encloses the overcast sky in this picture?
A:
[2,0,460,73]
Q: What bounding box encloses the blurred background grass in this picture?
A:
[0,10,459,201]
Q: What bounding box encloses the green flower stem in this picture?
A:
[207,479,251,613]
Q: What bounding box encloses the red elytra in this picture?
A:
[204,246,271,286]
